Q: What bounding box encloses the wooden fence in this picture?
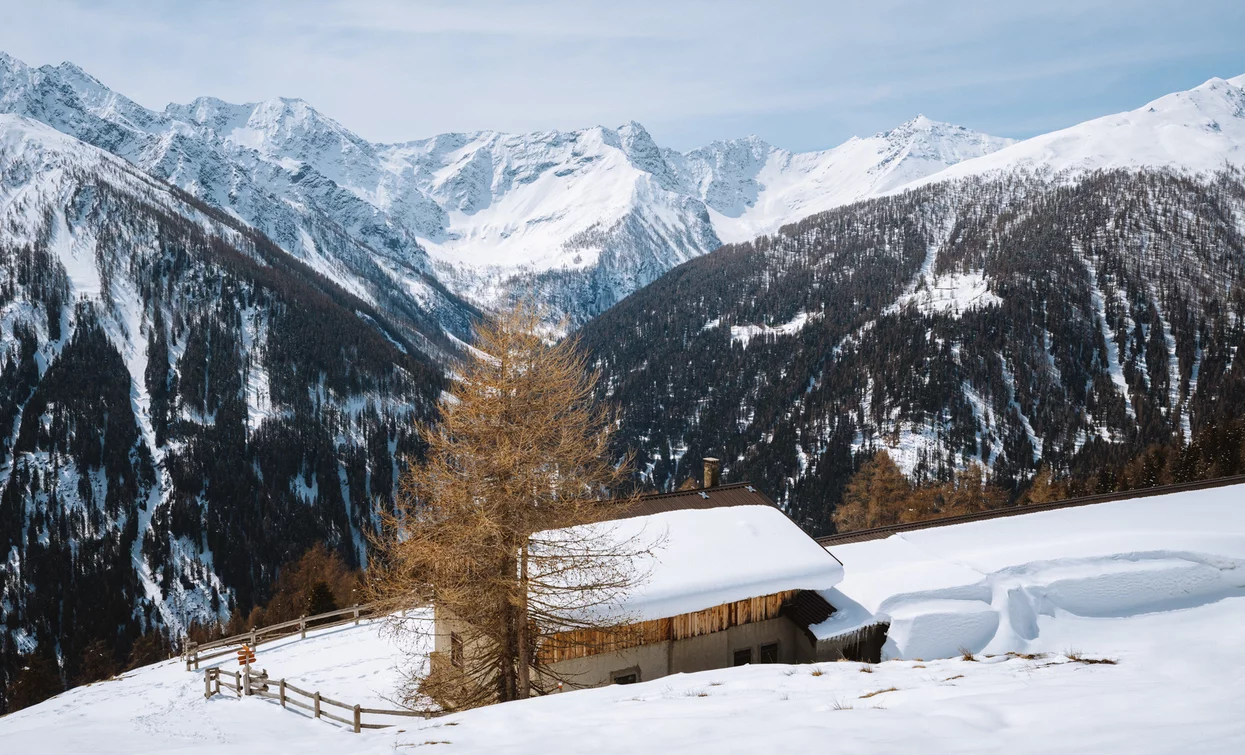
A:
[203,665,441,733]
[184,603,382,671]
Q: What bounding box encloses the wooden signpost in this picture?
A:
[237,644,257,666]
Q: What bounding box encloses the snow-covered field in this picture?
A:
[3,485,1243,753]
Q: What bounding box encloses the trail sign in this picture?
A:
[237,644,257,665]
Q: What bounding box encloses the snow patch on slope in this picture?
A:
[730,310,821,347]
[893,269,1001,316]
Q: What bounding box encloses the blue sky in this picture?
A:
[2,0,1243,151]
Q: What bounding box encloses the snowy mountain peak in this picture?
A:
[165,94,370,160]
[617,120,679,188]
[697,115,1014,243]
[885,113,936,132]
[918,72,1245,187]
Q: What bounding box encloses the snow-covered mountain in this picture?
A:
[0,109,442,694]
[0,52,475,340]
[371,117,1013,321]
[679,116,1015,244]
[580,165,1245,529]
[0,52,1012,325]
[916,74,1245,185]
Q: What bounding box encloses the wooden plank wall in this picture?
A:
[538,590,797,664]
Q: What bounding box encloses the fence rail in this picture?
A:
[184,602,382,670]
[203,666,440,733]
[816,473,1245,547]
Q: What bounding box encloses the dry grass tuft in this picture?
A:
[1066,650,1118,665]
[859,665,873,674]
[831,697,854,711]
[958,647,977,662]
[810,668,825,677]
[859,687,898,699]
[912,664,926,669]
[943,674,964,681]
[1006,652,1046,660]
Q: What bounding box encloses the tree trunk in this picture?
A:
[517,539,531,699]
[497,555,519,702]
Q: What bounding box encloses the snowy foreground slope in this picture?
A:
[3,485,1244,754]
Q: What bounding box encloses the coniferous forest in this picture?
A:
[0,160,452,710]
[579,168,1245,533]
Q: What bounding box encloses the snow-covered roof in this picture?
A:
[578,502,844,623]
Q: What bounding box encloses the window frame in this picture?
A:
[758,641,779,664]
[611,666,642,685]
[732,647,753,667]
[450,631,464,668]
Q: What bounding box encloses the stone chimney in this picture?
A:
[703,457,721,488]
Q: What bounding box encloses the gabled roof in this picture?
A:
[552,484,844,622]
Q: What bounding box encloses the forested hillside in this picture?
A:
[0,114,448,709]
[579,169,1245,532]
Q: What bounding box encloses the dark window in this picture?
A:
[733,648,752,666]
[759,642,779,664]
[450,632,464,668]
[611,667,640,685]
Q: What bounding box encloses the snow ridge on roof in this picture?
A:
[584,504,844,622]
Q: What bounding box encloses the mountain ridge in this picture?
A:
[0,51,1013,325]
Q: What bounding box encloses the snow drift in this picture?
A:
[821,483,1245,660]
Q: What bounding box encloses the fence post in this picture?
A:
[354,604,360,625]
[243,664,251,696]
[300,615,306,640]
[280,679,286,707]
[314,691,321,719]
[204,669,211,699]
[353,704,361,733]
[250,628,257,647]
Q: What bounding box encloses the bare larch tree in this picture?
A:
[369,305,649,709]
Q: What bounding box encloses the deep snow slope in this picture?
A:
[817,482,1245,660]
[3,486,1242,754]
